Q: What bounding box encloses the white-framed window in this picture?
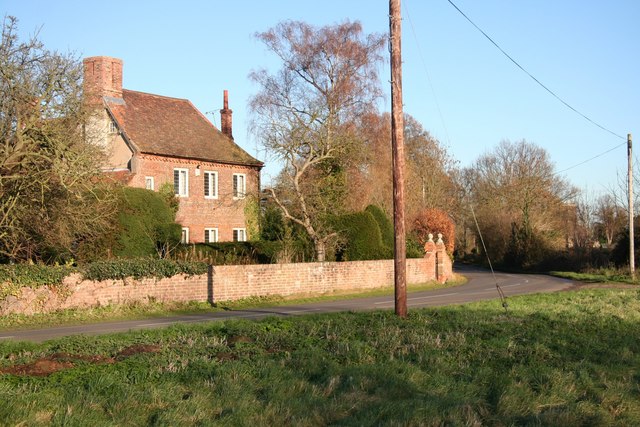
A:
[145,176,155,191]
[233,228,247,242]
[109,120,118,134]
[233,173,246,199]
[174,168,189,197]
[181,227,189,244]
[204,228,219,243]
[204,171,218,199]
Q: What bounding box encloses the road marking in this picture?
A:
[408,292,460,301]
[0,336,15,340]
[484,283,523,291]
[136,321,177,327]
[280,308,322,314]
[374,292,460,306]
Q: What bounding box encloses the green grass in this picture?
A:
[0,276,466,330]
[550,269,638,284]
[0,288,639,425]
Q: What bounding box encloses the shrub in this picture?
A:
[114,187,182,258]
[365,205,394,249]
[413,208,455,254]
[0,263,76,301]
[332,211,392,261]
[406,232,426,258]
[611,225,640,268]
[0,264,74,287]
[82,259,208,281]
[174,242,284,265]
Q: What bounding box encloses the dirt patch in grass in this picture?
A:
[115,344,161,359]
[0,344,161,377]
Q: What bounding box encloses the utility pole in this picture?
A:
[628,133,635,279]
[389,0,407,317]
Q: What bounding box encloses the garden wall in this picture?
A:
[0,239,452,316]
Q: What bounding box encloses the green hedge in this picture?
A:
[176,241,284,265]
[365,205,394,249]
[0,264,74,287]
[82,259,208,281]
[0,259,208,292]
[332,211,393,261]
[115,187,182,258]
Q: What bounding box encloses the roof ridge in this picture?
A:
[122,88,190,102]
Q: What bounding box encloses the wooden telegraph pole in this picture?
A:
[389,0,407,317]
[629,133,635,279]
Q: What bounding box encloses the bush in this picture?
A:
[82,259,208,281]
[0,264,74,287]
[406,232,426,258]
[332,211,392,261]
[114,187,182,258]
[365,205,394,249]
[174,242,285,265]
[502,222,553,271]
[611,225,640,268]
[412,208,455,255]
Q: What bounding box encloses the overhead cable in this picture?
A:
[446,0,625,140]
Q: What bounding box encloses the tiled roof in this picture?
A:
[105,90,263,167]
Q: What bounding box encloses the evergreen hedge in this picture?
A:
[176,241,284,265]
[115,187,182,258]
[0,259,208,292]
[82,259,208,281]
[365,205,394,249]
[333,211,393,261]
[0,264,73,288]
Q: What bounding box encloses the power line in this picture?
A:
[446,0,626,141]
[554,141,626,176]
[403,1,453,147]
[404,1,626,178]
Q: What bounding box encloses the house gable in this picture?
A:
[83,56,264,243]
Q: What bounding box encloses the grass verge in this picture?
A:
[550,270,638,284]
[0,274,466,331]
[0,287,638,425]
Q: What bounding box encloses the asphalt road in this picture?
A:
[0,265,574,343]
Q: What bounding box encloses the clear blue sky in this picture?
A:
[4,0,639,196]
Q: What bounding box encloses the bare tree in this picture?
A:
[404,115,458,218]
[594,194,626,247]
[0,16,115,262]
[467,139,577,264]
[570,192,595,251]
[249,20,385,261]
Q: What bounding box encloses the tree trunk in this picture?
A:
[314,239,326,262]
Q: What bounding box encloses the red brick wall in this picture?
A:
[0,254,454,316]
[211,258,439,301]
[128,154,260,242]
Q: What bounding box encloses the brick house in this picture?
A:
[83,56,263,243]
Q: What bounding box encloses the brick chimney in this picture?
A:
[83,56,123,106]
[220,90,233,139]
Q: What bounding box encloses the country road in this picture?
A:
[0,265,574,343]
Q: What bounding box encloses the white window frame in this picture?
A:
[233,228,247,242]
[109,120,118,134]
[204,228,219,243]
[233,173,246,199]
[181,227,190,244]
[204,171,218,199]
[174,168,189,197]
[145,176,155,191]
